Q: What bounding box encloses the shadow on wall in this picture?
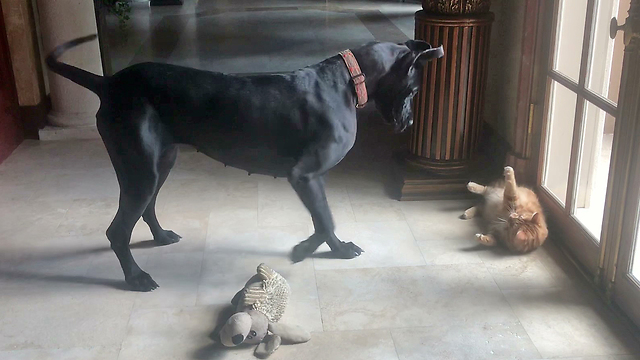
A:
[483,0,526,147]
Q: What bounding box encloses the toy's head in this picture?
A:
[219,310,269,347]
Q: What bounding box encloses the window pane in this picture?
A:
[543,81,578,205]
[587,0,629,104]
[553,0,588,81]
[573,102,615,240]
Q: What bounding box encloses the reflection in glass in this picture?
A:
[553,0,588,81]
[587,0,629,104]
[543,81,578,205]
[573,102,615,240]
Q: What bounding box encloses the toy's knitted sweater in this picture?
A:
[240,263,290,323]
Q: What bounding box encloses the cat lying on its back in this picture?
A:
[462,166,548,253]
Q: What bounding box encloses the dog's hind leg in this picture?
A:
[99,107,165,291]
[106,155,159,291]
[142,145,181,245]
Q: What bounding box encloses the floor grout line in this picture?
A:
[310,256,326,333]
[487,260,545,359]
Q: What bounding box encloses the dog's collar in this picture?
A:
[338,50,367,108]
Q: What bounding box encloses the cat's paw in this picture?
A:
[475,233,497,246]
[461,206,477,220]
[504,166,515,179]
[467,182,484,194]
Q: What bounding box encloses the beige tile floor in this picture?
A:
[1,117,639,359]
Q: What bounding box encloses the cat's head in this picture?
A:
[506,212,547,253]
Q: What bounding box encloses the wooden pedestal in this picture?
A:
[394,154,473,201]
[396,10,494,200]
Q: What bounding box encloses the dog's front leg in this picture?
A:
[287,135,363,262]
[289,174,363,262]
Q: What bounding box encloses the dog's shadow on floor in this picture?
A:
[0,268,131,291]
[130,240,162,249]
[0,238,307,292]
[0,239,172,291]
[309,251,345,259]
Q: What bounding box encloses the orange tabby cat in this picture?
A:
[461,166,548,253]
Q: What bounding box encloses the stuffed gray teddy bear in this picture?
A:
[219,263,311,358]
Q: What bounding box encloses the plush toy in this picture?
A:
[219,263,311,358]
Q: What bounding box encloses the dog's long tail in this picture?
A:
[45,34,105,96]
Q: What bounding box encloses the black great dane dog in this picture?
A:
[46,35,444,291]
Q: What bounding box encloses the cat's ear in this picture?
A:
[530,212,541,224]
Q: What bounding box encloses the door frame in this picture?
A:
[612,124,640,321]
[605,0,640,321]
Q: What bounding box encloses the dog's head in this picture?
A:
[372,40,444,133]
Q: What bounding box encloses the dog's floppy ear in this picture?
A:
[404,40,432,52]
[412,45,445,69]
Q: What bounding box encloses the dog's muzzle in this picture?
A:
[392,91,416,133]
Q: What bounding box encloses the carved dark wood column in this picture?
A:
[395,0,493,200]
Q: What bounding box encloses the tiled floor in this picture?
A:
[1,106,639,359]
[1,0,639,359]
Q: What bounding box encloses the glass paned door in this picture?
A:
[540,0,640,327]
[540,0,630,270]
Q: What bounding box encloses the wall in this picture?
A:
[0,0,47,138]
[483,0,526,147]
[0,0,23,164]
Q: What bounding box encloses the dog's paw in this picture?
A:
[154,230,181,246]
[290,239,319,263]
[333,241,364,259]
[126,271,159,292]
